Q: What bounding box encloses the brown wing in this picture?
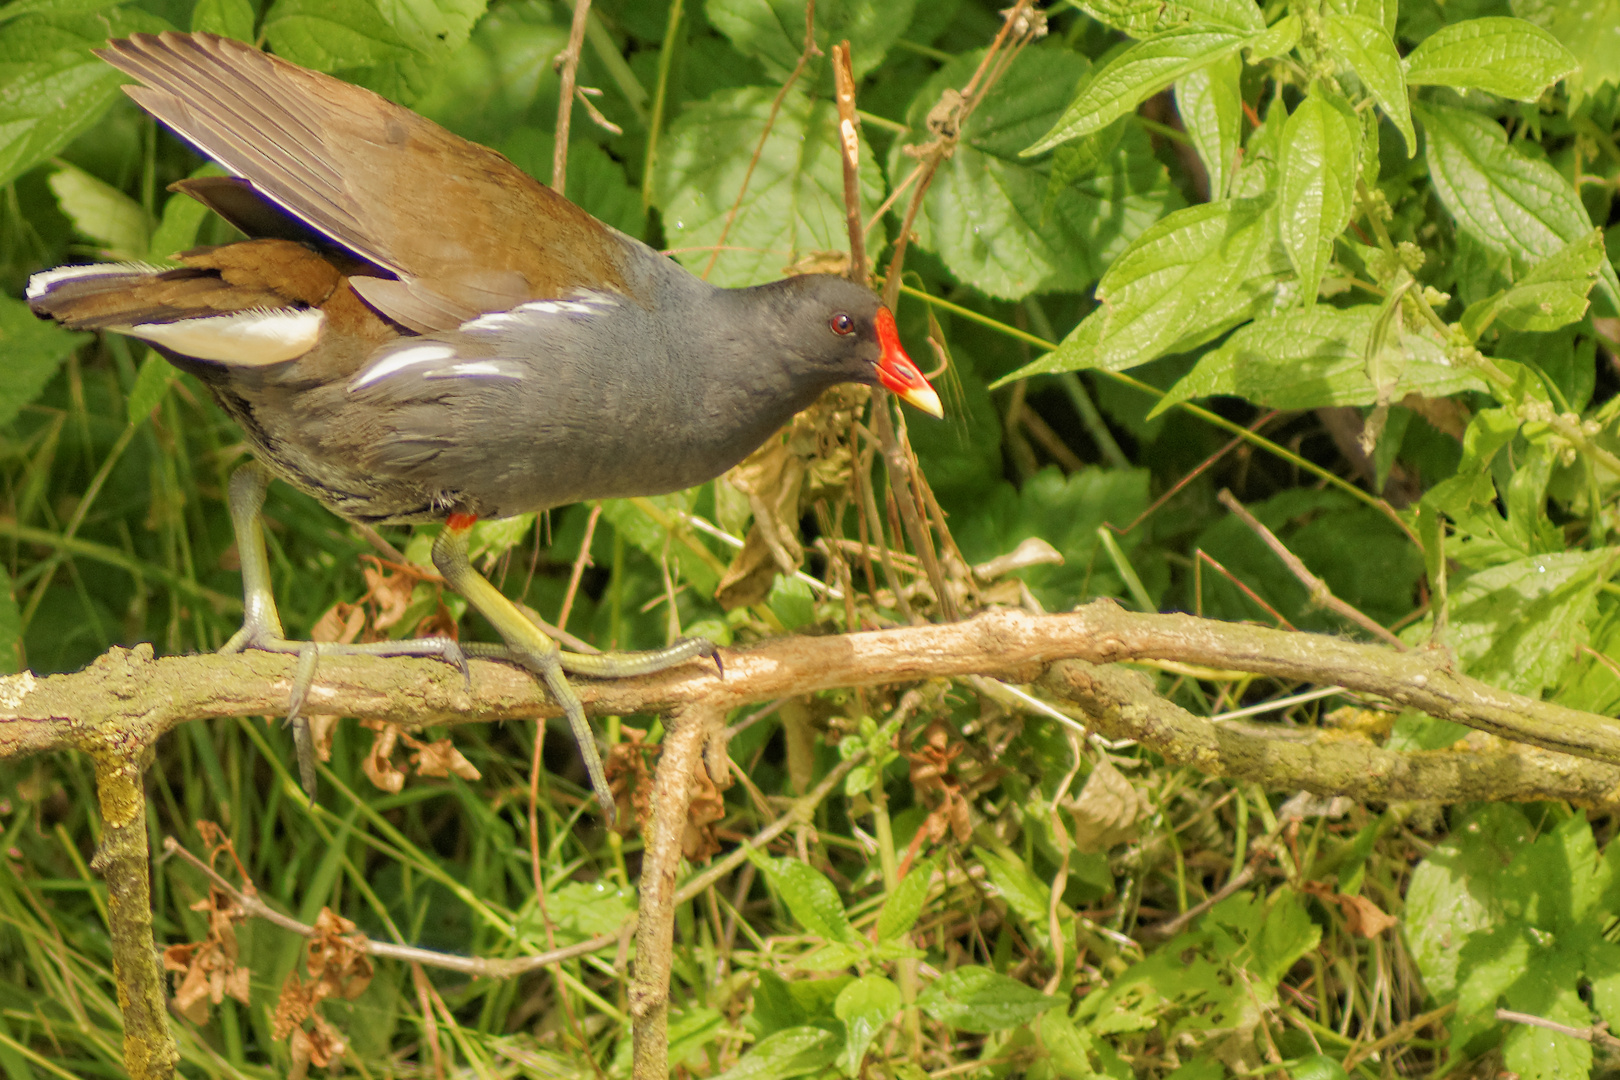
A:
[97,32,632,331]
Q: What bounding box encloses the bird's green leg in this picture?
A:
[219,462,469,800]
[432,517,718,824]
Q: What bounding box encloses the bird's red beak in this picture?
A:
[874,307,943,418]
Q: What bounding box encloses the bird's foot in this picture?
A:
[221,621,469,800]
[463,635,721,679]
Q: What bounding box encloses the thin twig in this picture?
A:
[162,836,616,976]
[552,0,594,192]
[1494,1008,1620,1050]
[1342,1002,1458,1069]
[1218,489,1406,649]
[833,42,866,283]
[557,504,601,631]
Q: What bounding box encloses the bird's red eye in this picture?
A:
[830,312,855,335]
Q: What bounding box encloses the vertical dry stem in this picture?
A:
[552,0,594,191]
[630,703,727,1080]
[91,751,176,1080]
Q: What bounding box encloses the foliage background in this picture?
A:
[1,0,1619,1075]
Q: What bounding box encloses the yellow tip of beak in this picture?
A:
[900,384,944,419]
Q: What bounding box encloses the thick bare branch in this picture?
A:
[6,603,1619,783]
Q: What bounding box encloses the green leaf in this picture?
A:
[0,296,87,430]
[1418,102,1619,307]
[705,0,915,82]
[834,976,901,1076]
[1075,0,1264,36]
[1289,1055,1351,1080]
[976,846,1069,953]
[0,7,169,188]
[713,1026,841,1080]
[1244,13,1300,60]
[262,0,487,103]
[1023,26,1256,155]
[191,0,256,40]
[1461,230,1605,338]
[48,162,150,262]
[655,86,882,288]
[1318,13,1415,157]
[1174,51,1242,199]
[598,493,719,597]
[1038,1010,1097,1079]
[951,468,1152,612]
[1324,0,1396,36]
[875,855,938,943]
[916,967,1057,1033]
[1404,17,1576,102]
[895,48,1178,299]
[126,352,177,425]
[1505,0,1620,101]
[752,854,863,947]
[1252,888,1320,985]
[997,196,1291,382]
[1277,93,1358,304]
[148,166,226,262]
[1447,551,1611,697]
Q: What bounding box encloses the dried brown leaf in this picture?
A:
[1066,759,1145,853]
[406,736,482,780]
[361,721,405,794]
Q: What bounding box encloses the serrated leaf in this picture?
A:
[997,196,1291,383]
[1024,26,1256,155]
[896,48,1177,299]
[1075,0,1264,36]
[752,854,862,947]
[705,0,914,82]
[48,162,151,261]
[1509,0,1620,101]
[875,855,938,943]
[1404,17,1576,102]
[1174,51,1242,199]
[713,1026,840,1080]
[835,976,901,1076]
[1244,13,1300,60]
[656,86,882,288]
[263,0,487,103]
[1461,230,1604,338]
[1277,92,1358,304]
[1154,305,1489,416]
[1323,0,1395,36]
[1447,550,1611,697]
[1417,102,1619,307]
[1318,13,1414,157]
[0,295,87,430]
[126,352,177,425]
[917,967,1056,1033]
[0,7,170,188]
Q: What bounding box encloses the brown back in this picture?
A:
[99,33,632,331]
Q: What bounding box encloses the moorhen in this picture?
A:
[26,32,941,819]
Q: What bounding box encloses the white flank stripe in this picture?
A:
[459,311,523,333]
[124,308,324,365]
[350,343,458,390]
[26,262,165,301]
[438,361,521,379]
